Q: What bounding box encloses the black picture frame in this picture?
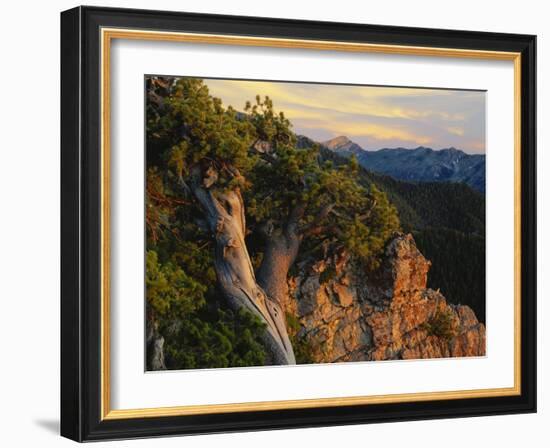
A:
[61,5,536,442]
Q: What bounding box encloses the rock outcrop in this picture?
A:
[284,233,486,363]
[146,321,167,370]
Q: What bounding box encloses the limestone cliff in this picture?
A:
[284,233,486,363]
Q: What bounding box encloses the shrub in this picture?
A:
[285,312,315,364]
[422,309,456,341]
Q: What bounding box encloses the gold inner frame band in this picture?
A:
[100,27,522,421]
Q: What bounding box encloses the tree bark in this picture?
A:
[257,202,304,306]
[189,168,296,365]
[257,231,301,306]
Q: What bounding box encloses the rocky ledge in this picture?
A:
[284,233,486,363]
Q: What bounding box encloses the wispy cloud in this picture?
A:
[447,126,465,136]
[203,78,486,154]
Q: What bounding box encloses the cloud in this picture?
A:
[297,118,433,145]
[202,78,485,154]
[447,126,465,136]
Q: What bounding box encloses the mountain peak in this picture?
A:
[323,135,352,149]
[322,136,364,154]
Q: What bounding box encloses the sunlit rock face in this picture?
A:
[285,233,486,364]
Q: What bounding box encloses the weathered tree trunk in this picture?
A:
[189,167,296,365]
[257,232,302,306]
[257,203,305,306]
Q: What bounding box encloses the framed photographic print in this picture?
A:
[60,6,536,442]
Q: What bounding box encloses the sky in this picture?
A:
[202,78,486,154]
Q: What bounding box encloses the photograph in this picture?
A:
[145,76,487,370]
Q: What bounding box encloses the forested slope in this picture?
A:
[320,146,486,322]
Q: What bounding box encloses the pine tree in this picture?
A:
[145,77,400,367]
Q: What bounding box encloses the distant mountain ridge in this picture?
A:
[318,143,486,323]
[322,136,486,193]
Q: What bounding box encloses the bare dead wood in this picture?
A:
[189,165,296,365]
